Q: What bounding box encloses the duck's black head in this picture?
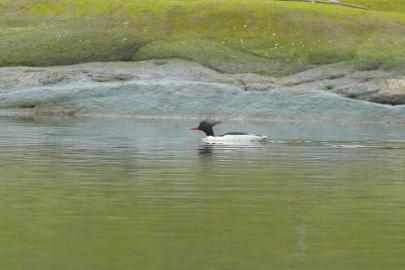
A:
[189,120,222,136]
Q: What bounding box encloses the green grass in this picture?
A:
[342,0,405,12]
[0,0,404,74]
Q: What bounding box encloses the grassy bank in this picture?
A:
[0,0,404,74]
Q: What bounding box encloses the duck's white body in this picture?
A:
[204,134,269,144]
[189,120,269,144]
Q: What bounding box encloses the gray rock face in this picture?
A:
[0,59,404,123]
[279,63,405,105]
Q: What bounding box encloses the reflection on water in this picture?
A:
[198,144,214,155]
[1,117,405,270]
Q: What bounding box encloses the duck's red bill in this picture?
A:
[189,127,199,131]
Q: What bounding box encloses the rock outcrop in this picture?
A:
[0,59,404,123]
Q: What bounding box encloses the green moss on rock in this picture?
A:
[0,0,404,73]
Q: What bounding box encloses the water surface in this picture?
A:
[1,117,405,270]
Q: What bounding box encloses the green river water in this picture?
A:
[1,117,405,270]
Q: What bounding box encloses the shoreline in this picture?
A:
[2,111,404,127]
[0,59,404,124]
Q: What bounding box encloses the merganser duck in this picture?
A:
[189,120,268,143]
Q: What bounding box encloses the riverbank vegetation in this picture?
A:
[0,0,404,74]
